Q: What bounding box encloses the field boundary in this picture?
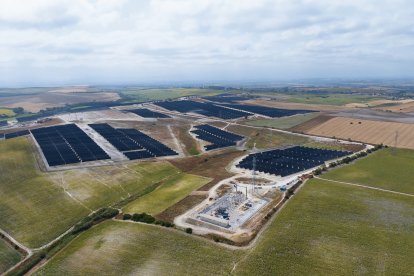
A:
[315,176,414,197]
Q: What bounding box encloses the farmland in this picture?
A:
[120,88,222,103]
[234,178,414,275]
[33,168,414,275]
[245,112,320,129]
[0,108,16,117]
[321,148,414,194]
[34,221,242,276]
[306,117,414,149]
[123,173,211,215]
[0,239,21,273]
[0,137,180,248]
[226,124,310,149]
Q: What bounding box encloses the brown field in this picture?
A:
[0,92,120,112]
[345,99,413,108]
[289,115,333,133]
[376,101,414,113]
[307,117,414,149]
[170,150,245,191]
[244,99,346,112]
[155,194,206,223]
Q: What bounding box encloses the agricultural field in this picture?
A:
[321,148,414,194]
[245,112,320,129]
[283,93,386,106]
[33,171,414,275]
[0,108,16,117]
[234,178,414,275]
[226,124,310,149]
[119,88,222,103]
[0,239,21,273]
[34,221,242,276]
[123,173,211,215]
[0,137,180,248]
[306,117,414,149]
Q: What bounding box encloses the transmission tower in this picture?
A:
[393,130,399,155]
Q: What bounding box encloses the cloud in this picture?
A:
[0,0,414,86]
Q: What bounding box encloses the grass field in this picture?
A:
[285,94,385,106]
[0,138,180,248]
[123,173,211,215]
[321,148,414,194]
[0,240,21,273]
[34,221,242,276]
[226,124,309,149]
[0,108,15,117]
[234,179,414,275]
[120,88,221,103]
[245,112,320,130]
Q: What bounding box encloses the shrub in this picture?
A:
[123,214,132,220]
[185,228,193,234]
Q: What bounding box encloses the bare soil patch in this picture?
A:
[170,150,245,191]
[289,115,333,133]
[155,195,207,223]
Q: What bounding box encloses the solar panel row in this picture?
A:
[31,124,110,167]
[220,104,315,118]
[191,124,244,151]
[89,123,143,152]
[154,100,251,119]
[89,123,177,160]
[237,146,350,177]
[127,108,171,118]
[0,121,8,127]
[5,130,30,139]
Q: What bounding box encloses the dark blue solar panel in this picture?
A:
[127,109,171,118]
[31,124,110,167]
[154,100,251,119]
[220,104,315,118]
[5,130,30,139]
[191,124,244,151]
[237,146,351,177]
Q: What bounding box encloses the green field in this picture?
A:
[245,112,320,130]
[227,124,309,149]
[124,173,211,215]
[120,88,222,103]
[0,108,15,117]
[234,179,414,275]
[284,94,386,106]
[0,239,21,273]
[0,138,180,248]
[34,221,242,276]
[322,148,414,194]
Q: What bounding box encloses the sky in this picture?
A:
[1,0,414,86]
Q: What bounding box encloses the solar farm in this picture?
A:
[32,124,110,166]
[237,146,351,177]
[221,103,315,117]
[191,124,244,151]
[126,108,171,118]
[89,123,177,160]
[3,87,414,275]
[154,100,251,119]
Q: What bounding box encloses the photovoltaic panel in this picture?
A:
[237,146,351,177]
[127,108,171,118]
[191,124,244,151]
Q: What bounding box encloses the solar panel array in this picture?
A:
[0,121,7,127]
[237,146,351,177]
[89,123,177,160]
[31,124,110,166]
[5,130,30,139]
[203,95,249,103]
[220,104,315,118]
[191,124,244,151]
[127,108,171,118]
[154,100,251,119]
